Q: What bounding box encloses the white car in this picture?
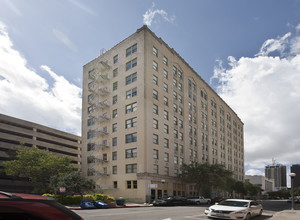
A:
[204,199,263,220]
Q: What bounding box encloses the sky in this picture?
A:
[0,0,300,183]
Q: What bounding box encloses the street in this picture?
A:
[74,200,299,220]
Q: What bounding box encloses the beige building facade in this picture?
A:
[82,26,244,203]
[0,113,81,192]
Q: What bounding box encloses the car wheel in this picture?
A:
[196,201,200,205]
[245,213,251,220]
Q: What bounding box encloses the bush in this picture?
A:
[42,193,114,205]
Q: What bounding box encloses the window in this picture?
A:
[153,104,158,114]
[113,68,118,77]
[164,138,169,148]
[178,94,182,103]
[126,164,137,173]
[153,149,159,159]
[88,118,96,126]
[163,69,168,79]
[173,116,178,125]
[112,109,118,118]
[126,58,137,71]
[126,133,137,143]
[153,61,158,71]
[163,56,168,65]
[174,156,178,164]
[173,104,177,112]
[153,119,158,129]
[164,110,169,120]
[164,152,169,162]
[164,167,169,175]
[153,89,158,100]
[153,134,158,144]
[163,96,168,106]
[179,132,183,140]
[126,148,137,158]
[153,75,158,85]
[112,152,117,161]
[87,130,95,139]
[113,82,118,91]
[126,72,137,85]
[178,82,182,91]
[126,87,137,99]
[153,164,159,174]
[112,123,117,132]
[88,81,96,90]
[113,166,117,174]
[127,180,138,189]
[174,143,178,152]
[126,44,137,56]
[164,124,169,134]
[113,55,118,64]
[113,95,118,104]
[163,83,168,92]
[126,102,137,113]
[173,91,177,100]
[173,79,177,87]
[126,117,137,128]
[153,47,158,56]
[174,129,178,138]
[179,145,183,153]
[112,137,117,146]
[114,181,118,188]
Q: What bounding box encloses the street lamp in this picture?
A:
[289,173,296,210]
[161,179,166,199]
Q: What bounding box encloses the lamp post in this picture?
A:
[161,179,166,199]
[289,173,296,210]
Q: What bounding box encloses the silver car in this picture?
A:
[204,199,263,220]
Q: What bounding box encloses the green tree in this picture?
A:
[244,181,261,196]
[181,162,233,197]
[3,146,75,193]
[49,171,95,197]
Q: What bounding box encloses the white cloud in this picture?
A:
[143,3,175,26]
[0,21,81,135]
[53,28,78,52]
[212,27,300,171]
[255,32,291,57]
[4,0,22,16]
[68,0,97,16]
[245,169,264,176]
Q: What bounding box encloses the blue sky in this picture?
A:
[1,0,300,182]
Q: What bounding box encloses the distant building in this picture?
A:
[81,25,245,203]
[290,164,300,188]
[0,113,81,193]
[245,175,274,194]
[265,164,286,190]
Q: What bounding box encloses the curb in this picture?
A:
[68,205,149,210]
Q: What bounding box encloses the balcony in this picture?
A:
[99,60,110,71]
[98,100,110,109]
[99,114,110,122]
[97,128,109,136]
[99,87,110,96]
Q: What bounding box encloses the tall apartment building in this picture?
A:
[265,164,287,190]
[82,26,244,203]
[291,164,300,188]
[0,113,81,193]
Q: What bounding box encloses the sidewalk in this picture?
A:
[270,210,300,220]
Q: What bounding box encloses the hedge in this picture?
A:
[42,193,115,205]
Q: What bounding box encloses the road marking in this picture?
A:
[184,214,207,219]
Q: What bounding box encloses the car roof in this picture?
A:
[224,199,252,202]
[0,191,47,200]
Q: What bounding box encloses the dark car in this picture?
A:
[0,191,84,220]
[153,196,187,206]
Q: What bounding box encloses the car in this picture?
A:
[187,196,211,205]
[204,199,263,220]
[287,197,300,203]
[0,191,84,220]
[152,196,187,206]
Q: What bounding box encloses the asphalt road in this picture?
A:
[74,200,299,220]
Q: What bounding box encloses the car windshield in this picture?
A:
[219,200,249,207]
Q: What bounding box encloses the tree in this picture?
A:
[244,181,261,197]
[181,162,234,197]
[3,146,75,193]
[49,171,95,196]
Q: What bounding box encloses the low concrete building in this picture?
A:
[0,113,81,193]
[245,175,274,195]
